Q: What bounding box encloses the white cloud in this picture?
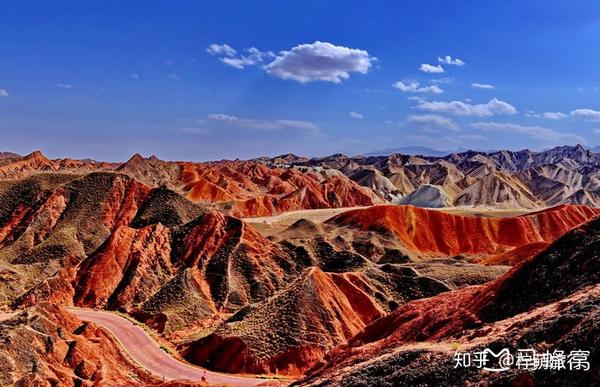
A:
[526,111,566,120]
[542,112,566,120]
[56,83,72,89]
[407,96,427,102]
[393,81,443,94]
[208,113,320,133]
[407,114,458,131]
[417,98,517,116]
[470,122,585,144]
[349,111,364,119]
[571,108,600,121]
[206,43,237,57]
[220,47,275,69]
[131,73,139,79]
[166,72,181,81]
[0,89,8,97]
[208,113,238,122]
[438,55,465,66]
[275,120,320,132]
[430,77,454,84]
[264,41,376,83]
[419,64,444,73]
[472,83,495,89]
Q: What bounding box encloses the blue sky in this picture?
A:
[1,1,600,161]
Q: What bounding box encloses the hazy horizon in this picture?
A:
[5,143,599,163]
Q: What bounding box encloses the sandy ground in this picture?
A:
[243,206,370,236]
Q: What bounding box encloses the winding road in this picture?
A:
[1,308,275,386]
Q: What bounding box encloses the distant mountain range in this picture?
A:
[3,144,600,214]
[278,144,600,209]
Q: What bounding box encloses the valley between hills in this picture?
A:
[0,145,599,386]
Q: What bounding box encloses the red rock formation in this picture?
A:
[300,216,600,385]
[74,223,174,309]
[101,177,152,230]
[0,151,57,178]
[0,303,158,385]
[7,172,300,337]
[180,161,380,217]
[329,204,600,262]
[184,267,384,376]
[0,150,115,179]
[175,212,294,310]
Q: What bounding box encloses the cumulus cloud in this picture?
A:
[438,55,465,66]
[264,41,376,83]
[349,111,364,119]
[393,81,443,94]
[525,111,566,120]
[571,108,600,121]
[208,113,320,133]
[419,64,444,73]
[472,83,494,89]
[417,98,517,116]
[470,122,585,144]
[407,114,458,131]
[206,43,237,57]
[0,89,8,97]
[220,47,275,69]
[56,83,72,89]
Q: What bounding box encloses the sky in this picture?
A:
[1,1,600,161]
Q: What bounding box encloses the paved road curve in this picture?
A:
[69,308,272,385]
[1,309,273,385]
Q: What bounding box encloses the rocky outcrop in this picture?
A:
[5,172,301,338]
[0,303,158,386]
[298,216,600,386]
[181,161,381,217]
[183,263,462,376]
[399,184,449,208]
[328,204,600,262]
